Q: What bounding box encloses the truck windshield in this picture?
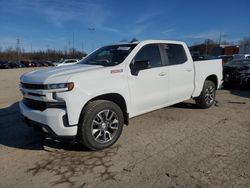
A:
[79,44,137,66]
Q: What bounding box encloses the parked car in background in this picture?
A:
[43,61,55,67]
[11,61,26,68]
[233,54,250,60]
[0,61,25,69]
[223,59,250,88]
[32,61,43,67]
[218,55,234,64]
[21,61,35,67]
[192,55,218,61]
[0,61,10,69]
[0,60,57,68]
[53,59,79,66]
[30,60,55,67]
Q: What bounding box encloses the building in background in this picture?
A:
[239,43,250,54]
[212,45,239,56]
[189,43,239,56]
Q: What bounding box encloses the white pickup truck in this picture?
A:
[19,40,223,150]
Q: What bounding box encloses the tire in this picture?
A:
[78,100,124,150]
[195,80,216,109]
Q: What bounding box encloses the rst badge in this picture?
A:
[111,69,123,74]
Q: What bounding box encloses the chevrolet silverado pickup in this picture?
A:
[19,40,223,150]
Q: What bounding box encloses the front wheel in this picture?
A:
[195,80,216,109]
[78,100,124,150]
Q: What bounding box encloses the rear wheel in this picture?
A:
[195,80,216,109]
[78,100,124,150]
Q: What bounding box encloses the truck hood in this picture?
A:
[21,64,103,84]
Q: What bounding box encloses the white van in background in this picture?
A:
[233,54,250,60]
[53,59,79,66]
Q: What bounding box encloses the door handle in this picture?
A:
[158,72,167,76]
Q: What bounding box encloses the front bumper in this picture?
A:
[19,101,78,137]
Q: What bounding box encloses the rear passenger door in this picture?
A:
[128,44,169,114]
[162,43,194,103]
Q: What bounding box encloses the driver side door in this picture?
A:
[127,44,169,115]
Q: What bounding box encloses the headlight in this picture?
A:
[47,82,74,91]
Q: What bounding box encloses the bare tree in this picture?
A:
[239,37,250,54]
[239,37,250,45]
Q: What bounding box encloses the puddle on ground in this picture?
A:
[26,144,121,187]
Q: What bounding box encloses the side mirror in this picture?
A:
[130,60,149,76]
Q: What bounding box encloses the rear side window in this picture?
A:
[134,44,161,68]
[164,44,187,65]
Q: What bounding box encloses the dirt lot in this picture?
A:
[0,68,250,188]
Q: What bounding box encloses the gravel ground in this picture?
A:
[0,68,250,188]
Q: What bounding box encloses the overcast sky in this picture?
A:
[0,0,249,53]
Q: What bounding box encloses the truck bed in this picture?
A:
[192,59,223,97]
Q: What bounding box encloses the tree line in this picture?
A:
[1,37,249,62]
[0,47,87,62]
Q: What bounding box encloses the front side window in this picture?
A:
[80,44,137,66]
[133,44,162,68]
[164,44,187,65]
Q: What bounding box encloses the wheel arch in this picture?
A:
[205,74,218,89]
[82,93,129,125]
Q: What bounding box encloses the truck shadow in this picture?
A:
[172,89,250,109]
[0,102,42,149]
[221,85,250,98]
[171,102,199,109]
[229,89,250,98]
[0,102,88,151]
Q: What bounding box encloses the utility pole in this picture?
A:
[46,45,50,61]
[205,40,208,56]
[219,32,227,45]
[68,41,71,57]
[30,42,33,52]
[16,38,21,61]
[247,39,250,54]
[219,32,221,45]
[88,27,95,51]
[81,40,84,55]
[72,32,75,57]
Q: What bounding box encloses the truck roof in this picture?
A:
[116,39,186,46]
